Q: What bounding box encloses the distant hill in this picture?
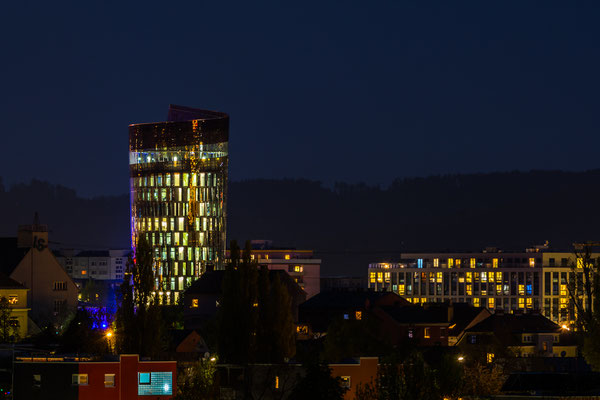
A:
[1,170,599,276]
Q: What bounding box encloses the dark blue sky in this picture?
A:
[1,1,599,197]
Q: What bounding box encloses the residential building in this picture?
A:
[225,240,321,299]
[129,104,229,303]
[183,269,306,330]
[329,357,379,400]
[0,220,78,328]
[457,312,578,361]
[55,250,130,281]
[321,276,367,292]
[14,354,177,399]
[367,246,597,325]
[0,275,30,338]
[297,290,409,338]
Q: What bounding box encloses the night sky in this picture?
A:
[1,1,599,197]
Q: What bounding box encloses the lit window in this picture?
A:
[448,258,454,268]
[456,259,461,267]
[72,374,88,385]
[355,311,362,320]
[285,255,291,260]
[481,272,487,283]
[496,284,502,293]
[529,258,535,267]
[518,285,525,295]
[486,353,494,363]
[408,329,413,338]
[191,299,199,308]
[526,298,532,308]
[470,258,476,268]
[104,374,115,387]
[340,376,351,389]
[384,272,391,283]
[398,284,405,295]
[437,272,442,283]
[489,272,495,283]
[577,258,583,268]
[518,298,525,308]
[421,297,427,304]
[488,298,495,309]
[424,327,430,338]
[473,298,480,307]
[560,298,568,309]
[417,259,423,268]
[433,258,439,267]
[294,265,303,273]
[139,372,151,385]
[377,273,383,283]
[81,270,87,275]
[7,296,18,305]
[466,285,472,296]
[560,285,567,296]
[369,272,376,283]
[466,272,472,283]
[493,258,498,268]
[275,376,279,389]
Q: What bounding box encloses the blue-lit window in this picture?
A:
[526,285,532,295]
[417,259,423,268]
[139,373,151,385]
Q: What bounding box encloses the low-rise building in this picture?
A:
[55,250,130,281]
[14,354,177,400]
[0,220,78,329]
[0,275,30,338]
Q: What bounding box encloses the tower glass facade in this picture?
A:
[129,105,229,301]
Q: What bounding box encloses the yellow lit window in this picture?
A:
[466,272,472,283]
[191,299,198,308]
[398,284,405,295]
[355,311,362,320]
[473,297,479,307]
[275,376,279,389]
[424,327,430,338]
[459,276,465,283]
[285,254,291,260]
[577,258,583,268]
[526,298,532,308]
[81,270,87,275]
[481,272,487,282]
[487,353,494,363]
[496,284,503,293]
[470,258,476,268]
[161,218,167,231]
[377,272,383,283]
[456,259,461,267]
[518,298,525,308]
[265,255,269,260]
[178,217,185,231]
[437,272,443,283]
[413,298,419,304]
[466,285,472,296]
[421,297,427,304]
[294,265,303,272]
[433,258,439,267]
[174,173,180,186]
[518,285,525,295]
[560,298,568,309]
[560,284,567,296]
[489,272,495,283]
[529,258,535,267]
[370,272,376,283]
[493,258,498,268]
[488,298,495,309]
[448,258,454,268]
[384,272,391,283]
[8,296,18,305]
[497,271,502,280]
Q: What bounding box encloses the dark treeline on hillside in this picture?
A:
[1,170,599,276]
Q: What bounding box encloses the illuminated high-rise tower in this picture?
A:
[129,105,229,301]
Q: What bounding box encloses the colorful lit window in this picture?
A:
[518,285,525,295]
[285,255,291,260]
[470,258,476,268]
[518,298,525,308]
[466,285,472,295]
[437,272,443,283]
[486,353,494,363]
[488,298,495,309]
[370,272,376,283]
[466,272,472,283]
[526,298,532,308]
[424,327,430,338]
[529,258,535,267]
[433,258,439,267]
[473,297,479,307]
[489,272,495,283]
[456,259,461,267]
[384,272,391,283]
[493,258,498,268]
[355,311,362,320]
[377,272,383,283]
[398,284,405,295]
[191,299,198,308]
[448,258,454,268]
[481,272,487,282]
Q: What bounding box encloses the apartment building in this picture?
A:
[367,246,596,325]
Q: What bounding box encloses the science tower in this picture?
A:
[129,105,229,302]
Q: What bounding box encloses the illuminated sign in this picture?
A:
[138,372,172,396]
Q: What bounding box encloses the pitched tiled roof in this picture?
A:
[300,290,401,310]
[466,313,560,335]
[0,273,25,289]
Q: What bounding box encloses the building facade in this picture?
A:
[55,250,130,281]
[129,105,229,302]
[367,247,596,325]
[225,240,321,299]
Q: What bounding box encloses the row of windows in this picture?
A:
[135,187,222,206]
[137,217,220,234]
[133,172,220,188]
